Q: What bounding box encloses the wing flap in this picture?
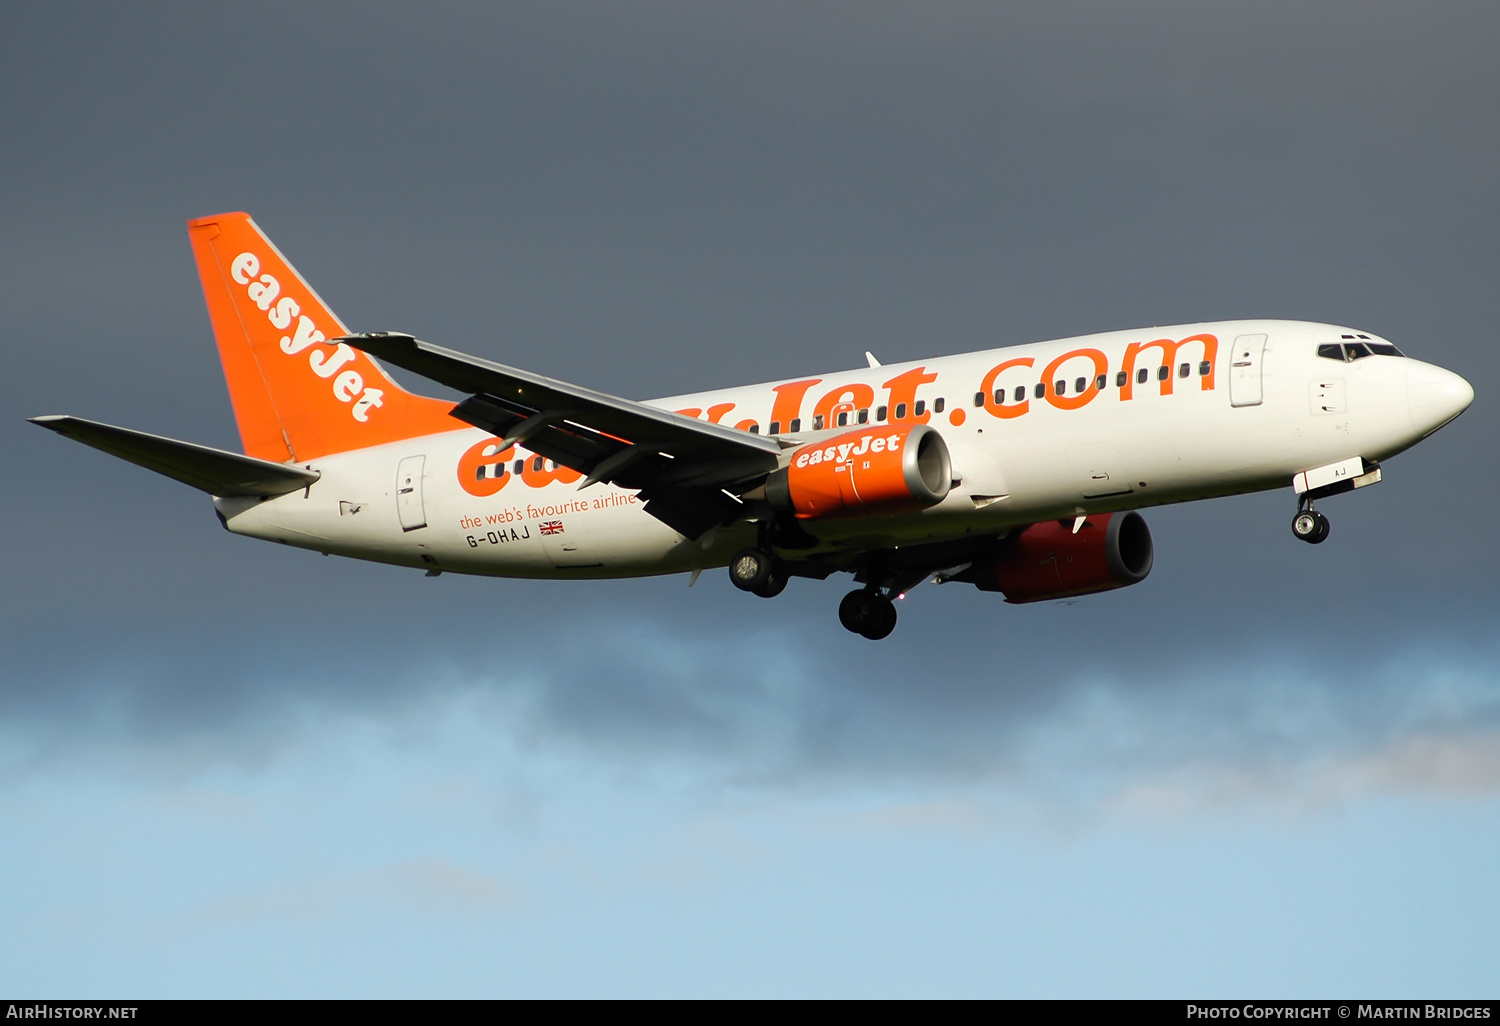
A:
[341,333,781,489]
[30,415,319,498]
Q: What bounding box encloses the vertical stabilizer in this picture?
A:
[188,212,459,462]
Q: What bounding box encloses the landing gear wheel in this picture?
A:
[1292,509,1330,544]
[753,569,787,598]
[839,590,879,634]
[728,548,773,592]
[861,597,897,640]
[838,590,897,640]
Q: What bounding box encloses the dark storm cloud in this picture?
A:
[2,3,1497,780]
[5,594,1500,821]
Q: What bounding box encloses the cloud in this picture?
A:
[150,857,517,936]
[4,612,1499,827]
[1102,730,1500,823]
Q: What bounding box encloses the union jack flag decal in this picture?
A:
[539,520,565,536]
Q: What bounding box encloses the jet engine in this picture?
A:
[970,511,1153,603]
[764,424,952,519]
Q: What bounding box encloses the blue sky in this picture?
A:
[3,1,1499,996]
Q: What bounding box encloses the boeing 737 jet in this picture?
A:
[33,213,1475,639]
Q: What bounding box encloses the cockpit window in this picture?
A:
[1318,341,1406,361]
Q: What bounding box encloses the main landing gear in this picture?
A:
[838,588,897,641]
[726,544,898,640]
[1292,500,1330,545]
[728,547,786,598]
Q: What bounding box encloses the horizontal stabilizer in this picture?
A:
[29,415,319,497]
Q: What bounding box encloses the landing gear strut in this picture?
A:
[1292,500,1330,545]
[839,588,897,640]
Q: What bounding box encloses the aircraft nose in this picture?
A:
[1407,360,1474,436]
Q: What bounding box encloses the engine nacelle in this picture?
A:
[765,424,952,519]
[972,511,1153,603]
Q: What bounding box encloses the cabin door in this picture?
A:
[1229,334,1267,407]
[396,455,427,532]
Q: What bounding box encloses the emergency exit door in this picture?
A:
[1229,334,1267,407]
[396,455,427,532]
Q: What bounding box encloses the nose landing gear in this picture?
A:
[1292,503,1330,544]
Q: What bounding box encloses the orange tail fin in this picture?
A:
[188,212,459,462]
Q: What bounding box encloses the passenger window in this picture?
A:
[994,389,1005,405]
[934,397,945,413]
[1317,344,1345,361]
[1076,376,1088,393]
[1014,385,1026,402]
[748,423,760,434]
[876,406,887,421]
[514,460,524,475]
[813,415,824,430]
[475,466,486,481]
[836,411,848,427]
[769,420,781,435]
[1199,361,1211,376]
[1095,374,1107,390]
[857,408,868,424]
[1157,366,1169,381]
[914,400,926,417]
[973,391,985,407]
[1178,362,1190,378]
[533,457,545,472]
[1054,380,1066,396]
[1137,368,1149,385]
[1033,383,1045,399]
[894,403,906,420]
[790,418,801,432]
[1116,372,1127,387]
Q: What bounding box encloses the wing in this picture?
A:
[340,332,782,539]
[30,415,320,497]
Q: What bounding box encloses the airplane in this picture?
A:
[31,212,1475,640]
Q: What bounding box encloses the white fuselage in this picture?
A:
[217,319,1471,578]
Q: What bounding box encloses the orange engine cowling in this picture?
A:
[971,512,1154,603]
[765,423,952,519]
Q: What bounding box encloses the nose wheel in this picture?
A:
[839,589,897,640]
[1292,507,1330,544]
